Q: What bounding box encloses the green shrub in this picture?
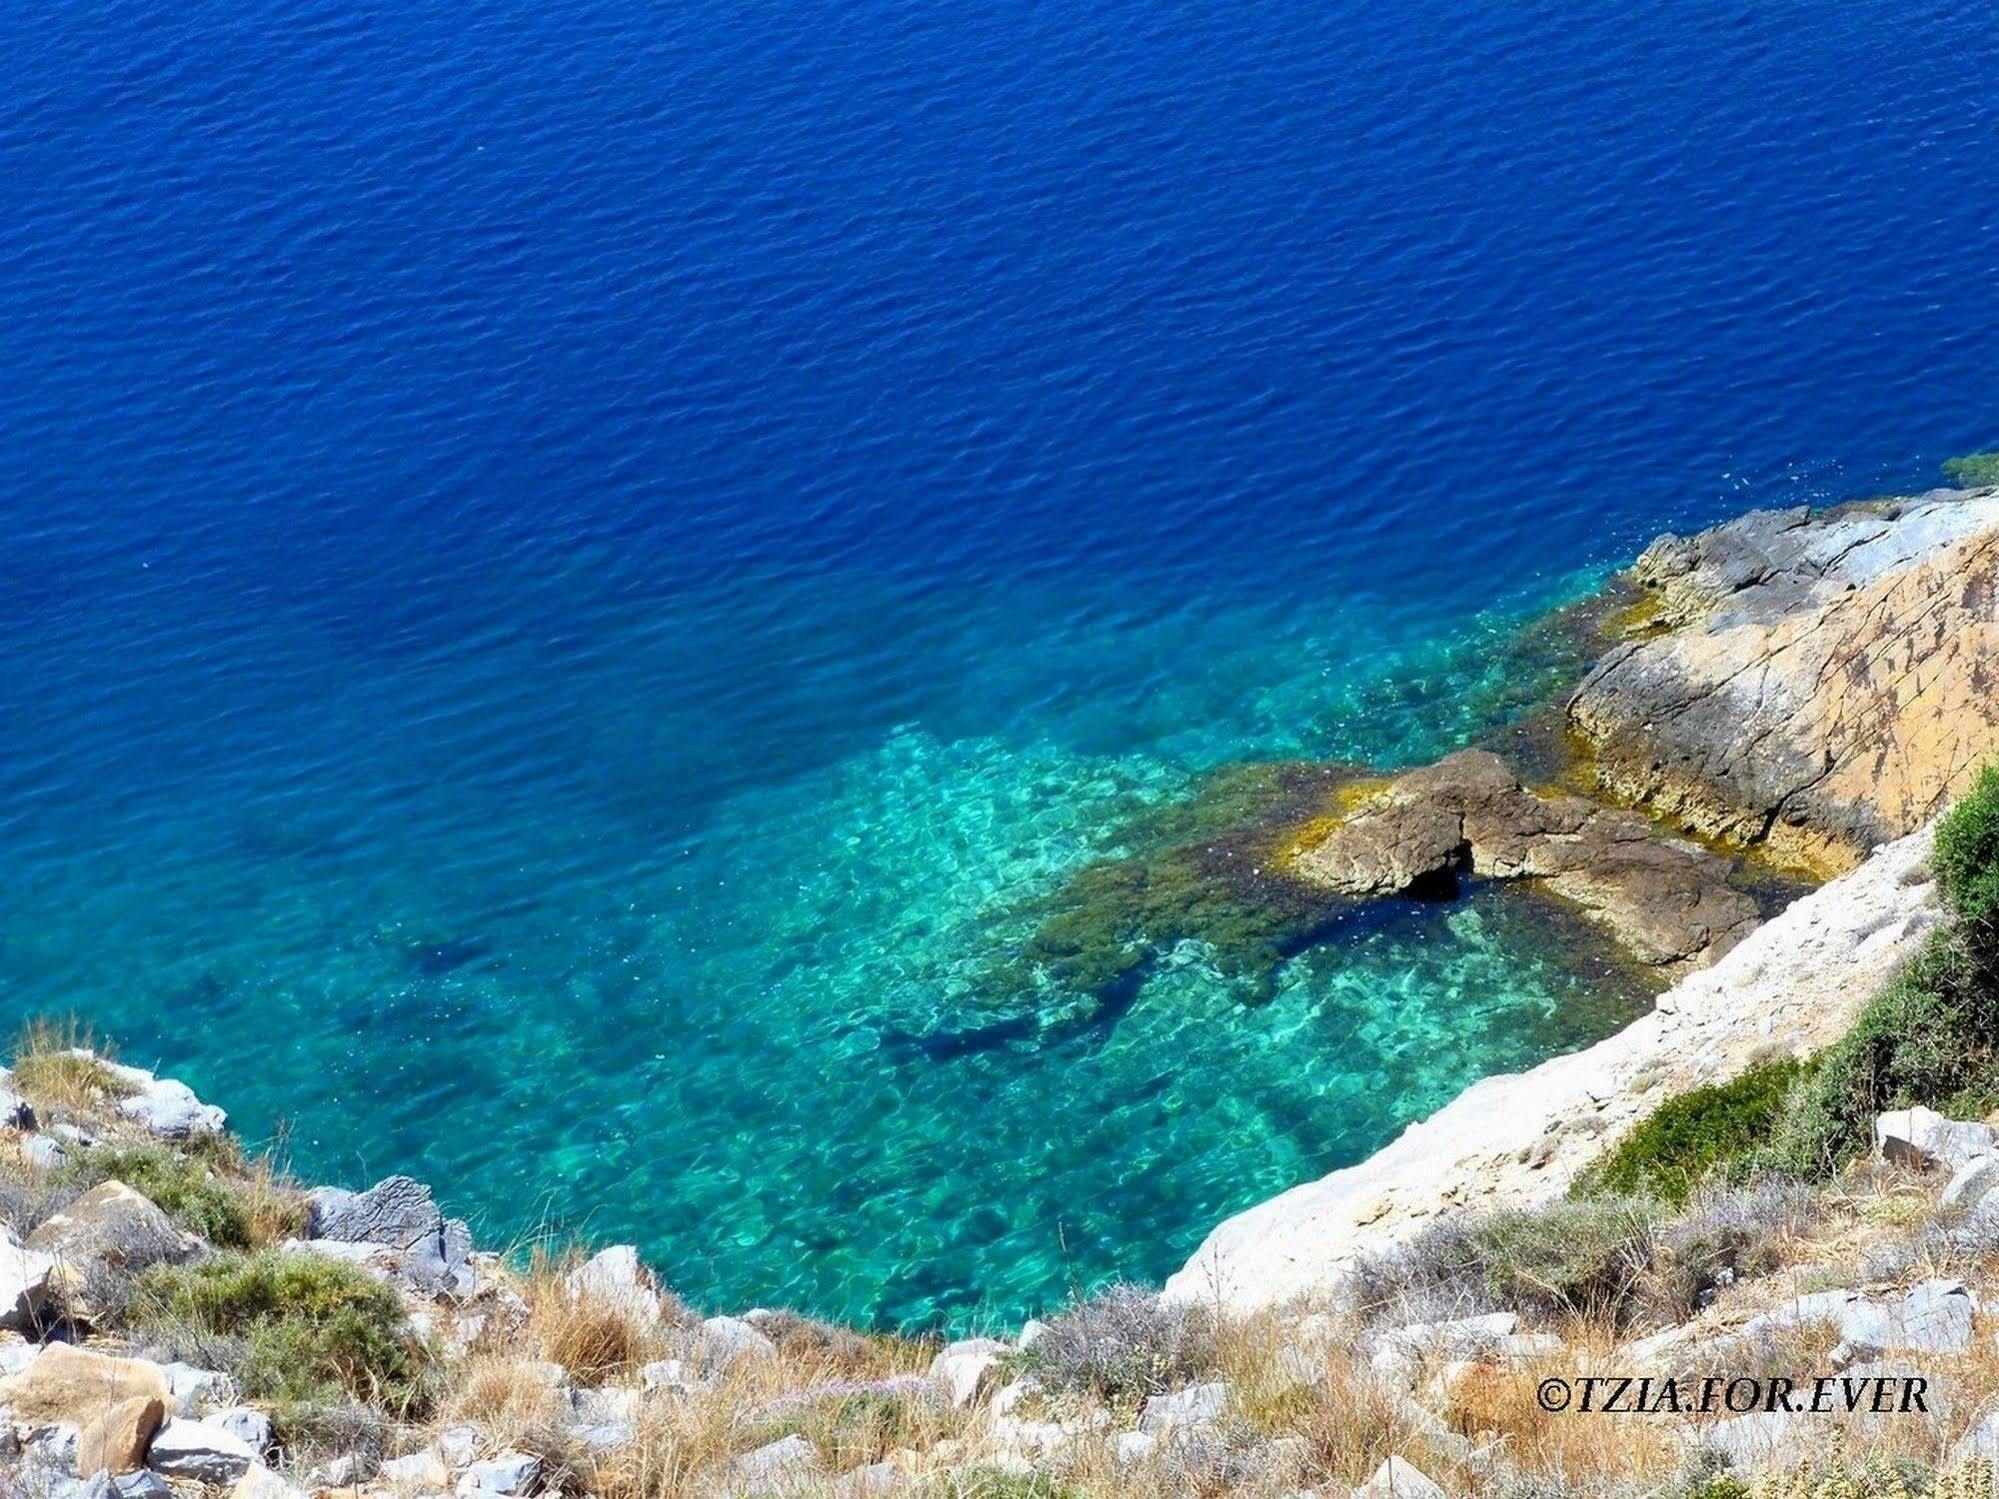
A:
[1944,451,1999,488]
[1350,1197,1662,1325]
[930,1468,1077,1499]
[65,1144,257,1248]
[1469,1197,1661,1320]
[1769,925,1999,1175]
[1578,1059,1811,1206]
[1935,764,1999,930]
[128,1250,433,1413]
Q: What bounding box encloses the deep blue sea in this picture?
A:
[3,0,1997,1330]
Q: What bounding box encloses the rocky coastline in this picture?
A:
[12,481,1999,1498]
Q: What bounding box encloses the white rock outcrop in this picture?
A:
[1165,824,1940,1310]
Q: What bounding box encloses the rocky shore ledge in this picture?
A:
[13,481,1999,1499]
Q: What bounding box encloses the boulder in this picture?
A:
[928,1338,1005,1407]
[692,1315,777,1375]
[0,1345,171,1425]
[1942,1153,1999,1217]
[305,1175,474,1296]
[565,1244,664,1326]
[1138,1381,1228,1433]
[1293,751,1757,970]
[1956,1403,1999,1462]
[155,1361,236,1412]
[1570,495,1999,872]
[833,1460,901,1497]
[378,1448,451,1487]
[1352,1455,1447,1499]
[145,1416,257,1485]
[1876,1107,1997,1172]
[100,1062,227,1140]
[25,1180,199,1285]
[210,1405,272,1454]
[0,1240,58,1331]
[230,1466,308,1499]
[77,1395,165,1476]
[725,1433,820,1489]
[1893,1278,1977,1353]
[1113,1431,1159,1466]
[457,1452,541,1495]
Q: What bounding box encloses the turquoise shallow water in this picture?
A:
[5,566,1656,1329]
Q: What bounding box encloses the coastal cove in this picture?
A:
[7,0,1999,1338]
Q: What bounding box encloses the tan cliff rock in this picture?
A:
[1570,487,1999,873]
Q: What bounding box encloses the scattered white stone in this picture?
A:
[694,1315,777,1375]
[566,1244,663,1327]
[1943,1153,1999,1217]
[1875,1105,1995,1172]
[379,1449,451,1488]
[929,1339,1005,1407]
[0,1241,57,1331]
[157,1362,238,1412]
[114,1474,175,1499]
[457,1452,541,1495]
[97,1059,227,1141]
[20,1136,66,1173]
[1956,1403,1999,1461]
[145,1416,257,1485]
[989,1376,1037,1417]
[229,1464,306,1499]
[834,1460,900,1497]
[1016,1318,1048,1350]
[210,1406,272,1454]
[436,1424,481,1467]
[1894,1278,1977,1353]
[726,1433,820,1488]
[1113,1430,1158,1466]
[640,1357,697,1392]
[1138,1381,1228,1433]
[1352,1455,1446,1499]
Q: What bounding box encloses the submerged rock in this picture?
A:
[1293,750,1759,969]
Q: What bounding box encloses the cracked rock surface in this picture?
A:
[1570,487,1999,873]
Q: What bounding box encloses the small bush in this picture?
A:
[1769,927,1998,1175]
[1944,451,1999,489]
[1351,1198,1662,1326]
[64,1144,259,1248]
[930,1468,1078,1499]
[1936,764,1999,930]
[1639,1180,1820,1322]
[1017,1283,1220,1404]
[1579,1059,1811,1206]
[127,1249,434,1413]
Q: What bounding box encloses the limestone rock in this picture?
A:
[230,1465,308,1499]
[1571,492,1999,871]
[210,1405,272,1454]
[929,1338,1005,1407]
[1114,1430,1158,1465]
[145,1416,257,1485]
[1293,751,1758,970]
[25,1180,199,1286]
[565,1243,664,1326]
[692,1315,777,1375]
[1941,1153,1999,1217]
[99,1060,227,1140]
[0,1086,35,1131]
[1876,1106,1997,1172]
[1352,1455,1446,1498]
[1138,1381,1228,1433]
[77,1395,165,1476]
[305,1175,474,1296]
[0,1345,171,1425]
[725,1433,820,1489]
[457,1452,541,1494]
[0,1239,57,1331]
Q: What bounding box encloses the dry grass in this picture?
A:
[8,1018,137,1118]
[517,1248,674,1384]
